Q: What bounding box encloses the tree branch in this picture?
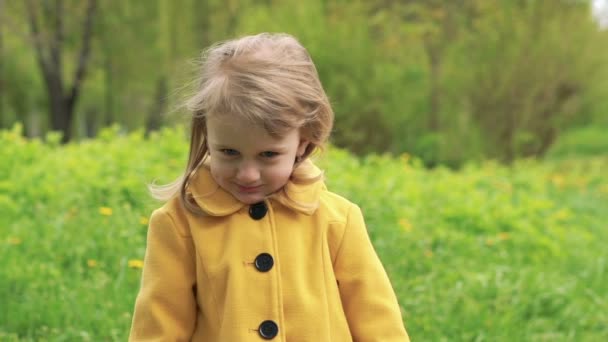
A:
[51,0,63,72]
[24,0,50,75]
[67,0,97,110]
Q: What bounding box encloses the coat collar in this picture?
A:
[187,159,325,217]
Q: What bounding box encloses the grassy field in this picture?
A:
[1,124,607,341]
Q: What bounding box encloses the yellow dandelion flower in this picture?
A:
[128,259,144,269]
[424,250,433,258]
[140,216,149,225]
[399,218,413,233]
[486,238,495,246]
[87,259,98,268]
[99,207,113,216]
[8,237,22,245]
[498,232,510,241]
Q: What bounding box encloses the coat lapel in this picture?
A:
[187,159,325,216]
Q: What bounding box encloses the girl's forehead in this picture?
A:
[207,114,293,136]
[206,114,263,132]
[206,115,299,145]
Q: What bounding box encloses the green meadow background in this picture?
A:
[2,0,608,341]
[1,125,607,341]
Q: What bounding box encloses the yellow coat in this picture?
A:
[129,161,409,341]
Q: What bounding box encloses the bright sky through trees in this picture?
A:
[593,0,608,28]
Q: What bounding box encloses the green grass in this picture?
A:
[1,123,607,341]
[547,125,608,159]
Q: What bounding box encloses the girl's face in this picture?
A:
[206,115,309,205]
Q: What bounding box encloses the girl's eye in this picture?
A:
[260,151,279,158]
[220,149,239,156]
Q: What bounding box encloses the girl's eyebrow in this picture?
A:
[208,141,236,149]
[210,144,234,149]
[261,146,289,153]
[211,143,288,153]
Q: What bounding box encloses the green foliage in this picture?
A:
[462,0,605,162]
[1,126,607,340]
[547,125,608,158]
[3,0,607,165]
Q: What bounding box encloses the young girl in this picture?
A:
[129,33,410,341]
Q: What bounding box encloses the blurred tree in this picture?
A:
[1,0,606,164]
[89,0,216,136]
[193,0,212,48]
[365,0,606,164]
[465,0,600,162]
[24,0,98,143]
[364,0,478,164]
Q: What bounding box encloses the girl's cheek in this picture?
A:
[277,164,296,180]
[220,164,233,177]
[210,162,230,180]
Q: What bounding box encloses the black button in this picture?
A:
[258,320,278,339]
[254,253,274,272]
[249,202,267,220]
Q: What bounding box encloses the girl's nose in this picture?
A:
[236,163,260,183]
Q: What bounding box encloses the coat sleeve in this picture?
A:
[129,208,197,341]
[334,204,410,341]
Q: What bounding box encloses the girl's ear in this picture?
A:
[297,139,310,158]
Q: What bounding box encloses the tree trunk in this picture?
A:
[97,1,113,128]
[536,82,578,156]
[425,40,441,132]
[146,76,167,136]
[104,54,113,127]
[24,0,97,143]
[85,107,97,138]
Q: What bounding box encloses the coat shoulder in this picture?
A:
[317,189,359,224]
[151,196,192,237]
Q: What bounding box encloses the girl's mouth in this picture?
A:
[238,185,261,193]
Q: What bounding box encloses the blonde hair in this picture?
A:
[150,33,334,213]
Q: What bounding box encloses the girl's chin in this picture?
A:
[232,192,266,205]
